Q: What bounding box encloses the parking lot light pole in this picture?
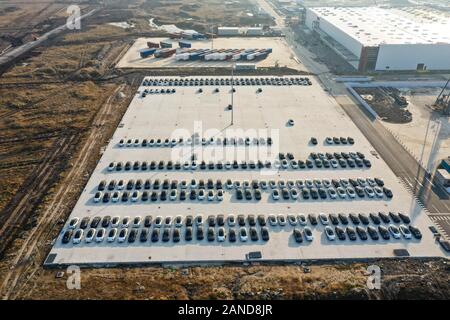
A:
[231,62,235,125]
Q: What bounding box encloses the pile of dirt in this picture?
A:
[355,87,413,124]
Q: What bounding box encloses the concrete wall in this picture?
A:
[305,8,363,59]
[375,43,450,71]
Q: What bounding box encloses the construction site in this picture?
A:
[0,0,449,301]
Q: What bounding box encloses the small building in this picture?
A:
[246,27,264,36]
[234,63,257,70]
[218,27,240,36]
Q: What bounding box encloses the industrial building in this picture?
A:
[305,7,450,72]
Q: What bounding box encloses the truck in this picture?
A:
[179,40,192,48]
[160,41,172,48]
[154,48,176,58]
[139,48,156,59]
[147,41,159,49]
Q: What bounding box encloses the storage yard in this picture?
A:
[116,37,305,71]
[46,76,446,267]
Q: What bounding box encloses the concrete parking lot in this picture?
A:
[45,76,447,267]
[116,37,305,71]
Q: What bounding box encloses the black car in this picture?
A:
[338,213,349,225]
[248,215,256,226]
[249,227,259,241]
[398,212,411,224]
[355,186,365,198]
[349,213,360,225]
[378,226,390,240]
[306,160,314,168]
[346,227,357,241]
[217,214,225,226]
[308,213,318,225]
[190,190,197,200]
[335,226,346,240]
[257,215,266,226]
[358,214,370,225]
[378,212,390,223]
[160,191,167,201]
[356,226,368,240]
[238,214,246,226]
[151,229,159,242]
[173,228,181,243]
[363,159,372,168]
[197,226,204,240]
[369,213,381,224]
[367,226,379,240]
[318,188,327,199]
[140,229,148,242]
[329,213,339,225]
[185,227,193,241]
[389,211,401,223]
[310,137,318,145]
[62,230,73,244]
[128,229,137,243]
[408,225,422,239]
[207,227,215,242]
[80,217,90,229]
[310,188,319,200]
[383,187,393,198]
[293,228,303,243]
[302,189,310,199]
[150,192,158,202]
[261,227,270,241]
[254,190,262,201]
[229,228,237,242]
[236,189,243,200]
[90,216,101,228]
[101,216,111,228]
[162,228,170,242]
[245,190,253,200]
[208,215,216,227]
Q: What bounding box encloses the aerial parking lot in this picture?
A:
[45,76,447,267]
[116,37,305,71]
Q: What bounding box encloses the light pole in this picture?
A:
[231,62,235,125]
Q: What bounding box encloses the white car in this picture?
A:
[111,216,120,228]
[68,217,79,229]
[121,216,130,228]
[328,188,337,199]
[337,187,347,198]
[330,159,339,168]
[399,224,412,239]
[281,160,289,169]
[107,228,117,242]
[227,214,236,226]
[118,139,124,147]
[374,187,384,198]
[290,189,299,200]
[134,139,140,147]
[207,190,215,201]
[131,191,139,202]
[268,215,278,226]
[239,227,248,242]
[303,227,314,241]
[305,179,314,188]
[118,228,128,243]
[95,228,106,243]
[198,190,206,200]
[290,161,299,169]
[217,190,224,201]
[277,214,287,226]
[297,214,307,226]
[272,190,280,200]
[170,190,178,201]
[195,215,203,226]
[191,162,198,170]
[324,226,336,241]
[85,228,95,243]
[73,229,83,244]
[154,216,163,228]
[365,186,375,198]
[319,213,329,225]
[132,216,141,227]
[388,224,401,239]
[217,227,226,242]
[183,162,191,170]
[225,161,232,170]
[94,192,102,203]
[112,191,120,203]
[346,187,356,199]
[174,215,183,227]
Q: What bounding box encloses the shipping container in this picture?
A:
[147,41,159,49]
[139,48,156,58]
[179,40,192,48]
[160,41,172,48]
[154,48,176,58]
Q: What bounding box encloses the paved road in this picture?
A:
[257,0,450,215]
[0,8,99,68]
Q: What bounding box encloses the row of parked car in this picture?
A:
[142,77,312,87]
[106,156,371,173]
[66,211,414,232]
[94,177,393,203]
[310,136,355,146]
[61,212,421,245]
[118,136,274,148]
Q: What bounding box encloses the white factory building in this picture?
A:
[305,7,450,72]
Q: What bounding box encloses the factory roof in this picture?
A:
[309,6,450,46]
